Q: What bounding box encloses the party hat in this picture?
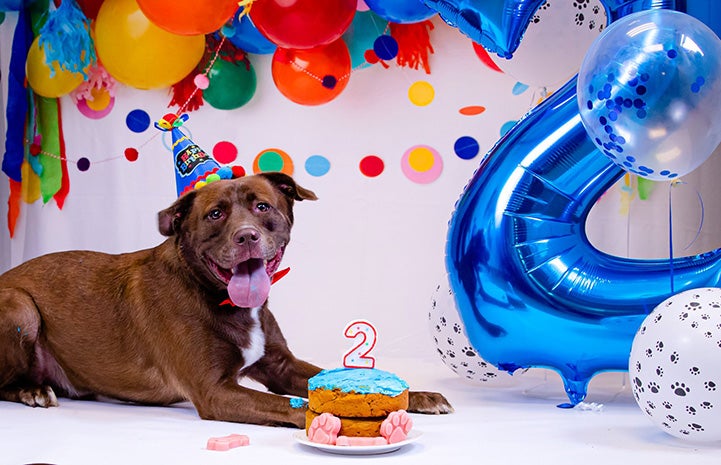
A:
[155,113,243,197]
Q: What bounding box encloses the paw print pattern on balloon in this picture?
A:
[629,287,721,442]
[429,279,512,385]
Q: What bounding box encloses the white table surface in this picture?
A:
[2,356,719,465]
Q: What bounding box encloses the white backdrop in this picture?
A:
[1,6,720,371]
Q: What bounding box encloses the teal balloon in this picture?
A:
[203,59,257,110]
[342,10,388,69]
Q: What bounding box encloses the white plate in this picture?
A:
[293,430,422,455]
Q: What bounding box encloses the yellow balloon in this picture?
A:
[26,36,85,98]
[94,0,205,90]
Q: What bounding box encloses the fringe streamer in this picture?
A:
[389,20,435,74]
[39,0,96,78]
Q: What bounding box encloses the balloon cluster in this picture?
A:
[17,0,445,108]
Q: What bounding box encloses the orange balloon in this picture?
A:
[271,39,351,106]
[95,0,205,90]
[26,36,85,98]
[137,0,239,35]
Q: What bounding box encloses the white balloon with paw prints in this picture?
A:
[428,277,512,384]
[629,287,721,442]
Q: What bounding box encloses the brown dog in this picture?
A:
[0,172,452,427]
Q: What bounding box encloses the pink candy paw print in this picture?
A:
[380,410,413,444]
[308,413,342,445]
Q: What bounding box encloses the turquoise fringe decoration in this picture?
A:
[38,0,96,79]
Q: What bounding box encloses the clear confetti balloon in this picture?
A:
[578,9,721,181]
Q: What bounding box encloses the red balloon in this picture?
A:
[271,38,351,106]
[251,0,356,49]
[75,0,104,19]
[137,0,238,35]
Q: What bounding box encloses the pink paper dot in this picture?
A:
[213,141,238,164]
[194,74,210,90]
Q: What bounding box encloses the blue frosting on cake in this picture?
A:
[308,368,409,396]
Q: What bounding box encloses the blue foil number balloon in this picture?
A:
[444,0,721,406]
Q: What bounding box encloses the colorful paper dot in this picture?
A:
[253,148,294,175]
[213,141,238,164]
[401,145,442,184]
[408,81,434,106]
[512,82,529,95]
[374,35,398,61]
[305,155,331,177]
[454,136,480,160]
[194,74,210,90]
[500,120,517,136]
[124,147,139,162]
[85,88,112,111]
[77,157,91,172]
[359,155,384,178]
[459,106,485,116]
[126,109,150,133]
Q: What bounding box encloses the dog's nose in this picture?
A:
[234,227,260,245]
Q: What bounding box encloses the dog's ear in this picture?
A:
[158,191,197,237]
[259,172,318,201]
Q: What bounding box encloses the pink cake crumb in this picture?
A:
[206,434,250,451]
[380,410,413,444]
[336,436,388,446]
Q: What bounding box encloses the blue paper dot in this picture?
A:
[305,155,330,177]
[374,35,398,61]
[667,49,678,58]
[126,109,150,133]
[625,156,636,162]
[660,170,670,176]
[500,120,517,136]
[454,136,480,160]
[77,157,91,172]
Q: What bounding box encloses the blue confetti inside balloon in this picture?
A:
[578,9,721,181]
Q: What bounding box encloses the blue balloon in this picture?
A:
[445,0,721,406]
[365,0,436,24]
[226,10,276,55]
[422,0,544,58]
[578,9,721,181]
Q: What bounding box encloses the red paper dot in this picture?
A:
[364,49,379,64]
[124,147,139,162]
[213,141,238,164]
[359,155,384,178]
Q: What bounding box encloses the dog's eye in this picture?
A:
[255,202,271,213]
[207,208,224,220]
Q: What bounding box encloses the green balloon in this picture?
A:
[203,59,257,110]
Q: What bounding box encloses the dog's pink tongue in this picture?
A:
[227,259,271,308]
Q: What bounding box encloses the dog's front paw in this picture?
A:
[1,385,59,408]
[408,391,453,414]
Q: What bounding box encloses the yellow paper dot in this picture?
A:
[408,81,434,106]
[86,87,112,111]
[408,147,435,172]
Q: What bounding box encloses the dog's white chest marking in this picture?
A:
[241,307,265,370]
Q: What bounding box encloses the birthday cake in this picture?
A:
[305,368,413,445]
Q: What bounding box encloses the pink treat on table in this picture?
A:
[206,434,250,451]
[336,436,388,446]
[380,410,413,444]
